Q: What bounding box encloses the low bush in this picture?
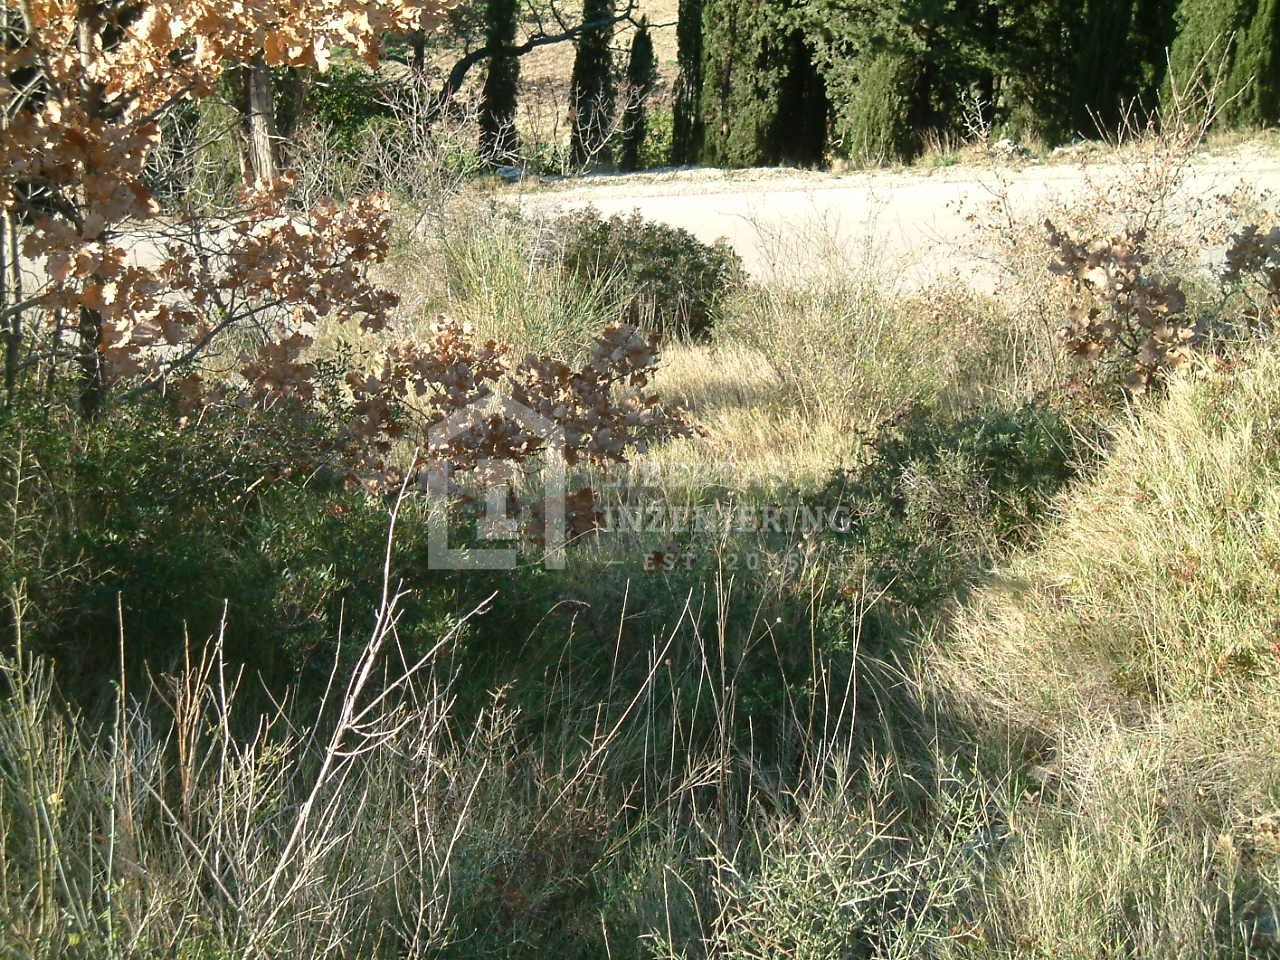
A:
[814,401,1084,627]
[0,398,463,692]
[835,50,917,167]
[1,314,691,696]
[300,61,392,153]
[422,202,623,358]
[545,208,746,340]
[637,107,675,170]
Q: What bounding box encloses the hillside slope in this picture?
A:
[934,347,1280,956]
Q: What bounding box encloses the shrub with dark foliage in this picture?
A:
[548,208,746,340]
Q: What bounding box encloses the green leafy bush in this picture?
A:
[302,62,391,153]
[0,398,461,693]
[547,208,746,340]
[637,107,675,169]
[837,50,916,167]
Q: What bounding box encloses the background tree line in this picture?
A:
[674,0,1278,167]
[197,0,1278,184]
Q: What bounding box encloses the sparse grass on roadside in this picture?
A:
[375,199,626,360]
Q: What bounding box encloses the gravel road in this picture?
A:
[517,149,1280,286]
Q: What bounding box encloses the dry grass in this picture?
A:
[928,346,1280,958]
[940,346,1280,725]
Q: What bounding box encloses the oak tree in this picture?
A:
[0,0,450,418]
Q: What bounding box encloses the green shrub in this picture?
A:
[638,107,675,169]
[546,208,745,340]
[0,398,461,694]
[1165,0,1280,129]
[838,50,916,167]
[432,202,623,357]
[814,401,1083,626]
[302,61,392,153]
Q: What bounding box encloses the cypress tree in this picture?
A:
[480,0,521,162]
[1165,0,1247,102]
[1070,0,1179,135]
[569,0,617,168]
[801,0,997,165]
[699,0,827,167]
[1163,0,1280,127]
[698,0,779,167]
[1072,1,1142,132]
[996,0,1084,143]
[672,0,705,163]
[1227,0,1280,125]
[620,18,658,171]
[801,3,919,164]
[1130,0,1183,106]
[842,50,915,165]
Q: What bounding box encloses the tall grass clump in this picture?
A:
[0,560,487,959]
[719,274,1058,427]
[381,201,626,360]
[945,346,1280,720]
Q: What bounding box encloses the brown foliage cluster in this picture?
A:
[1046,220,1196,392]
[339,319,696,492]
[510,323,681,463]
[0,0,696,549]
[1223,224,1280,331]
[1049,219,1280,393]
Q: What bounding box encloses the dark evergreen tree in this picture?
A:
[1165,0,1249,111]
[1069,0,1179,135]
[480,0,520,161]
[620,18,658,171]
[699,0,827,167]
[672,0,705,163]
[841,49,915,165]
[670,0,1253,169]
[802,0,983,164]
[986,0,1082,142]
[1129,0,1184,108]
[569,0,617,167]
[1230,0,1280,125]
[1165,0,1278,127]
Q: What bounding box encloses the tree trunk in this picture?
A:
[246,53,280,185]
[78,305,103,418]
[2,194,21,404]
[410,30,427,73]
[78,5,106,417]
[1,102,16,404]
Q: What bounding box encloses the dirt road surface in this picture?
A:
[517,148,1280,286]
